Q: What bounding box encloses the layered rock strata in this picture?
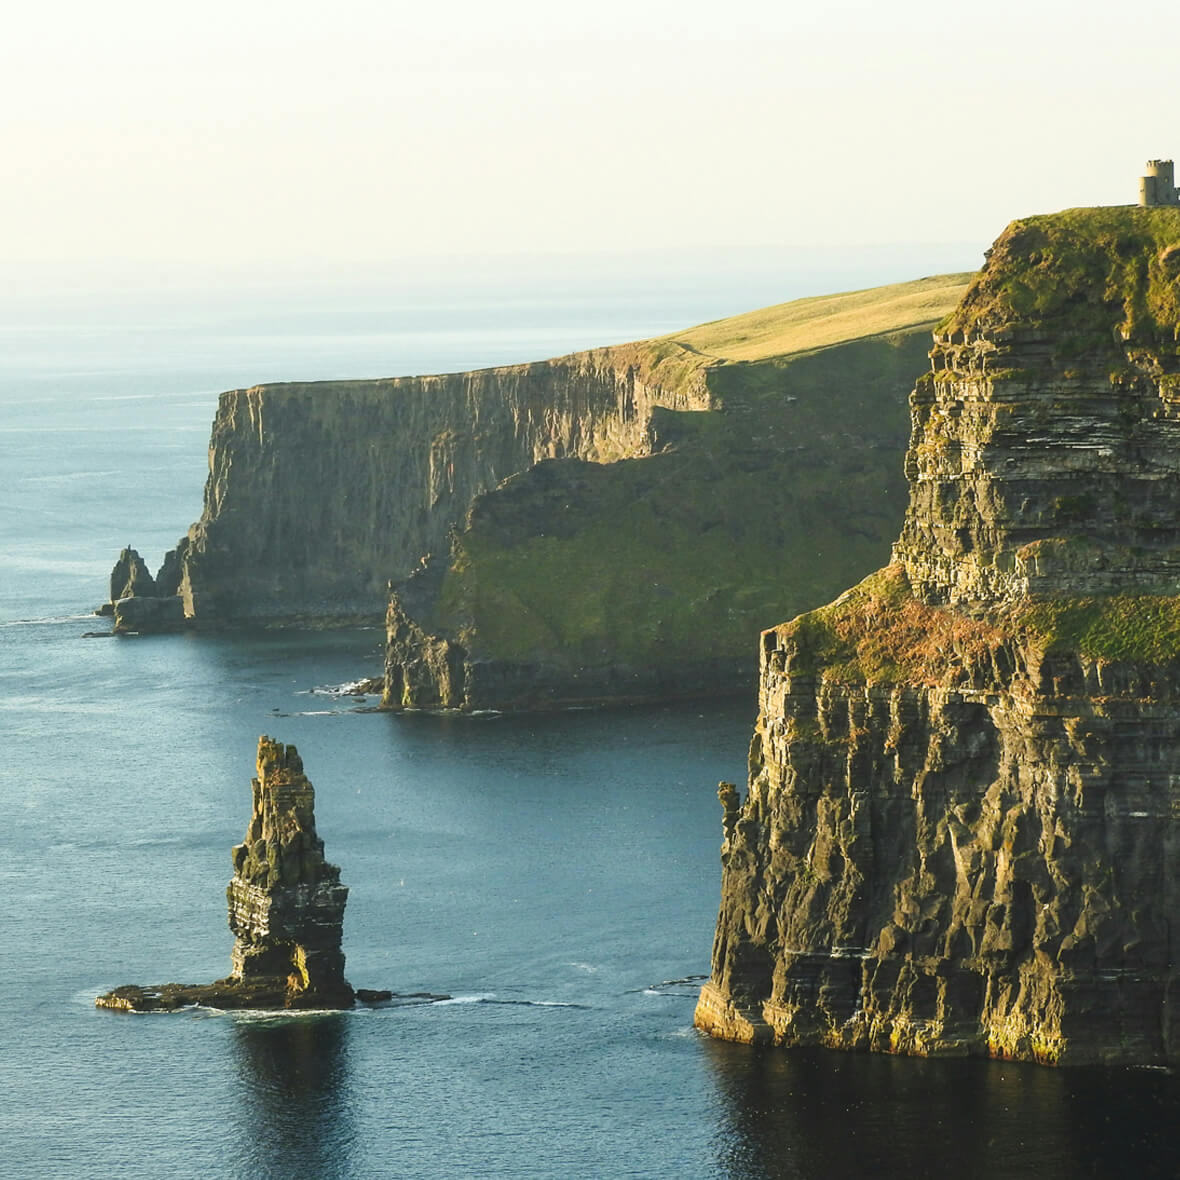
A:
[696,206,1180,1066]
[97,736,377,1011]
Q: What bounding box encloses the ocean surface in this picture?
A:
[3,250,1179,1178]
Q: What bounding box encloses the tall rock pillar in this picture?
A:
[227,738,354,1007]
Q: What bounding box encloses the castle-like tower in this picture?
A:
[1138,159,1180,206]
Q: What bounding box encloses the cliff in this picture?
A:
[696,206,1180,1066]
[148,274,967,655]
[383,275,971,710]
[165,351,716,625]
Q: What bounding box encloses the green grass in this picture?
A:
[945,206,1180,346]
[435,439,909,667]
[585,273,973,402]
[1018,596,1180,662]
[775,572,1180,683]
[428,328,934,670]
[658,273,974,364]
[773,565,1008,685]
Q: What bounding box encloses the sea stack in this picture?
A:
[98,545,187,633]
[98,736,359,1011]
[695,205,1180,1066]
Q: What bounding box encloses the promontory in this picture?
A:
[695,205,1180,1066]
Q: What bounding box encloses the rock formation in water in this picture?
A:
[109,546,157,600]
[97,736,381,1011]
[97,545,187,633]
[382,276,971,711]
[696,206,1180,1066]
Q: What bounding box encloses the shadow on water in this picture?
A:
[701,1039,1180,1179]
[230,1014,356,1180]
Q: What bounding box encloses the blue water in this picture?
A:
[3,255,1179,1178]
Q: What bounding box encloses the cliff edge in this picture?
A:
[696,206,1180,1066]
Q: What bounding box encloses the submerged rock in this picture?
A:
[97,736,386,1012]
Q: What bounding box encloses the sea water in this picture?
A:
[2,252,1178,1178]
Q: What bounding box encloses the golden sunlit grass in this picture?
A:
[659,273,973,363]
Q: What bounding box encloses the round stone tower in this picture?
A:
[1139,159,1178,206]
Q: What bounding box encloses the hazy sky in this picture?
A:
[3,0,1178,270]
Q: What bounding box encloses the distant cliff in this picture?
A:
[165,353,714,624]
[148,275,972,702]
[696,206,1180,1066]
[384,275,971,710]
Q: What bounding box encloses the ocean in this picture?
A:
[3,248,1179,1178]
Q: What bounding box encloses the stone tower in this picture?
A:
[1138,159,1180,206]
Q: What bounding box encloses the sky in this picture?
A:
[3,0,1179,274]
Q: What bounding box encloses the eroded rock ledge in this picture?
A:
[98,737,388,1012]
[696,206,1180,1066]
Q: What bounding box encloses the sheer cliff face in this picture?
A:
[175,354,709,623]
[895,209,1180,606]
[697,207,1180,1066]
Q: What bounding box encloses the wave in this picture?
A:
[626,973,709,997]
[300,680,382,698]
[0,613,100,628]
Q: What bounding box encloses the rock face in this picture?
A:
[382,279,971,711]
[97,736,363,1011]
[224,737,353,1004]
[896,213,1180,606]
[112,594,187,633]
[149,274,968,657]
[696,206,1180,1066]
[162,354,713,626]
[109,546,157,600]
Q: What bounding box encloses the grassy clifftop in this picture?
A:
[945,206,1180,342]
[599,273,973,399]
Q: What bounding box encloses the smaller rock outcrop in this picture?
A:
[97,737,383,1012]
[97,545,189,633]
[109,546,157,600]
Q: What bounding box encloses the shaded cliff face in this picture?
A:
[174,354,710,624]
[383,277,972,711]
[697,207,1180,1067]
